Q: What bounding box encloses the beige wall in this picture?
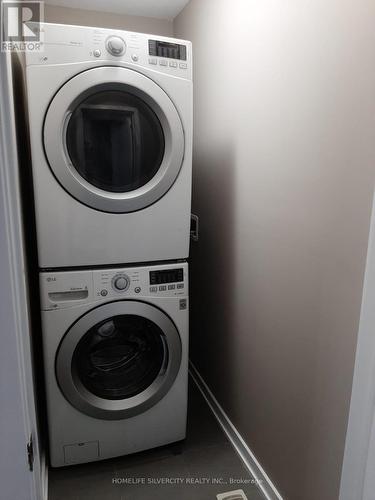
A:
[174,1,375,499]
[44,4,173,36]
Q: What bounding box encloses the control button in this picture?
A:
[177,283,184,289]
[150,286,157,293]
[112,273,130,292]
[159,285,167,291]
[179,62,187,69]
[106,36,126,56]
[93,49,101,58]
[131,53,139,62]
[134,287,141,293]
[168,284,176,290]
[149,58,157,65]
[159,59,168,66]
[169,61,177,68]
[114,277,127,290]
[179,299,187,310]
[100,289,108,296]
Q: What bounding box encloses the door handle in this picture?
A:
[190,214,199,241]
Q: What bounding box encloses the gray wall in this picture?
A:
[44,4,173,36]
[174,1,375,499]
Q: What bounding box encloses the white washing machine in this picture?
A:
[40,262,189,467]
[25,23,192,268]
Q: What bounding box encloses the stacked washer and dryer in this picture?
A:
[25,23,192,467]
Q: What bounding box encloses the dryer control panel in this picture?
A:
[25,22,192,80]
[40,262,188,310]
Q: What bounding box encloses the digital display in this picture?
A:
[148,40,187,60]
[150,268,184,285]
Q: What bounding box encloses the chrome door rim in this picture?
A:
[55,301,182,420]
[44,66,184,213]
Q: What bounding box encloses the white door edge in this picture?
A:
[339,189,375,500]
[0,48,42,500]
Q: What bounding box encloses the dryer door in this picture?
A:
[56,301,182,420]
[44,66,184,213]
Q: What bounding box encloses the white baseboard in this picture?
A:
[189,362,283,500]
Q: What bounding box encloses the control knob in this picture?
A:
[112,274,130,292]
[106,36,126,56]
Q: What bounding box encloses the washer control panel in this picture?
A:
[40,263,188,310]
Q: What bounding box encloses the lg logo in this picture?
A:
[1,1,44,51]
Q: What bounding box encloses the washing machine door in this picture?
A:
[56,301,182,420]
[44,66,184,213]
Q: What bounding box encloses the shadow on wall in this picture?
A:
[189,142,237,396]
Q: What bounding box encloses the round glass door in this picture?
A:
[44,67,184,213]
[73,315,166,400]
[65,90,165,193]
[56,301,182,420]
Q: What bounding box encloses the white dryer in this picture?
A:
[25,23,192,268]
[40,262,189,467]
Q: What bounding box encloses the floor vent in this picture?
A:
[216,490,248,500]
